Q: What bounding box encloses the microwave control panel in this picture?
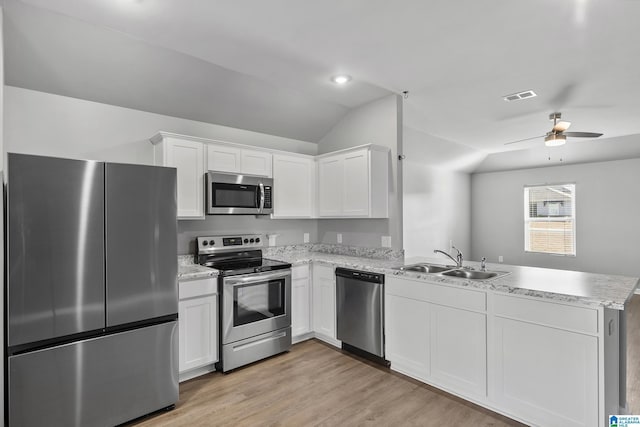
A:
[263,186,272,209]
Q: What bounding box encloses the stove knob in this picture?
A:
[249,238,255,243]
[209,240,215,246]
[202,241,208,246]
[255,237,261,243]
[244,238,249,244]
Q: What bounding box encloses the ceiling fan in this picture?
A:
[505,112,603,147]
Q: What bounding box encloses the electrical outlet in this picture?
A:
[303,233,310,243]
[337,233,343,244]
[381,236,392,248]
[498,255,504,263]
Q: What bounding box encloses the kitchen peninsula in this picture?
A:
[179,245,638,427]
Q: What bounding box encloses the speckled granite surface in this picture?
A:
[263,244,404,260]
[178,255,218,281]
[178,247,638,310]
[266,251,639,311]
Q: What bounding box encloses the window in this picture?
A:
[524,184,575,255]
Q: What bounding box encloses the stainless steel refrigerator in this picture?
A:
[5,153,179,426]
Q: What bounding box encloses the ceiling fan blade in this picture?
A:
[563,132,603,138]
[553,121,571,132]
[504,135,545,145]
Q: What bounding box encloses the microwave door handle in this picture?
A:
[258,182,265,213]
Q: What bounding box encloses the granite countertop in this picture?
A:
[177,246,639,310]
[178,255,218,281]
[265,251,639,311]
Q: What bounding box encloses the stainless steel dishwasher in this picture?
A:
[336,268,387,365]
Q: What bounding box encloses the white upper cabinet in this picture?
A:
[151,133,205,219]
[317,145,389,218]
[206,144,241,173]
[272,154,315,218]
[242,149,273,177]
[207,143,272,177]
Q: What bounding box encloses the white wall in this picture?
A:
[401,126,484,260]
[4,86,320,254]
[471,158,640,276]
[317,94,403,250]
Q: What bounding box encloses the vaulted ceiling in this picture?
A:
[4,0,640,162]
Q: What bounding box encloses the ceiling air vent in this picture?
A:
[503,90,537,102]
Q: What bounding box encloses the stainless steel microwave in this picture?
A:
[205,172,273,215]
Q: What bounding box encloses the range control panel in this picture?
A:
[196,234,264,253]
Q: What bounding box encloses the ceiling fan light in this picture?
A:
[545,134,567,147]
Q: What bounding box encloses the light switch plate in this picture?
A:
[498,255,504,263]
[303,233,310,243]
[381,236,392,248]
[337,233,343,244]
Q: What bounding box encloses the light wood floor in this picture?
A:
[130,294,640,427]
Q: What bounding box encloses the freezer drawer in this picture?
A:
[8,322,178,427]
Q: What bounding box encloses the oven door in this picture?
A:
[222,269,291,344]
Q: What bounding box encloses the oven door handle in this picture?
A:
[258,182,265,213]
[224,269,290,286]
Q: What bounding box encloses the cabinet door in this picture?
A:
[342,150,370,216]
[317,156,343,217]
[273,154,314,218]
[385,294,430,381]
[291,265,311,337]
[430,304,486,397]
[492,317,598,427]
[207,143,241,173]
[178,294,218,373]
[241,149,272,177]
[165,139,204,218]
[312,265,336,340]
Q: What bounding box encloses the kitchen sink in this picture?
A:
[395,263,509,281]
[439,269,509,280]
[396,263,453,273]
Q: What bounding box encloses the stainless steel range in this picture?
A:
[196,234,292,372]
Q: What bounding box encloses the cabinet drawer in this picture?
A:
[291,265,309,280]
[386,276,486,312]
[493,294,598,335]
[179,278,218,300]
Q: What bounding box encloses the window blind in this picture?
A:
[524,184,576,255]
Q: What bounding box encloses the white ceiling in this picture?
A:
[4,0,640,157]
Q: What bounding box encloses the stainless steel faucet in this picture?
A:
[434,246,463,268]
[480,257,487,272]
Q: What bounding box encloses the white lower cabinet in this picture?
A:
[385,277,487,398]
[312,264,339,346]
[491,295,599,427]
[178,277,218,381]
[430,304,486,398]
[385,293,430,380]
[291,264,312,340]
[386,276,606,427]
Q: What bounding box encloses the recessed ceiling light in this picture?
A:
[331,75,352,85]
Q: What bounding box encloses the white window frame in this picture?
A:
[523,183,576,256]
